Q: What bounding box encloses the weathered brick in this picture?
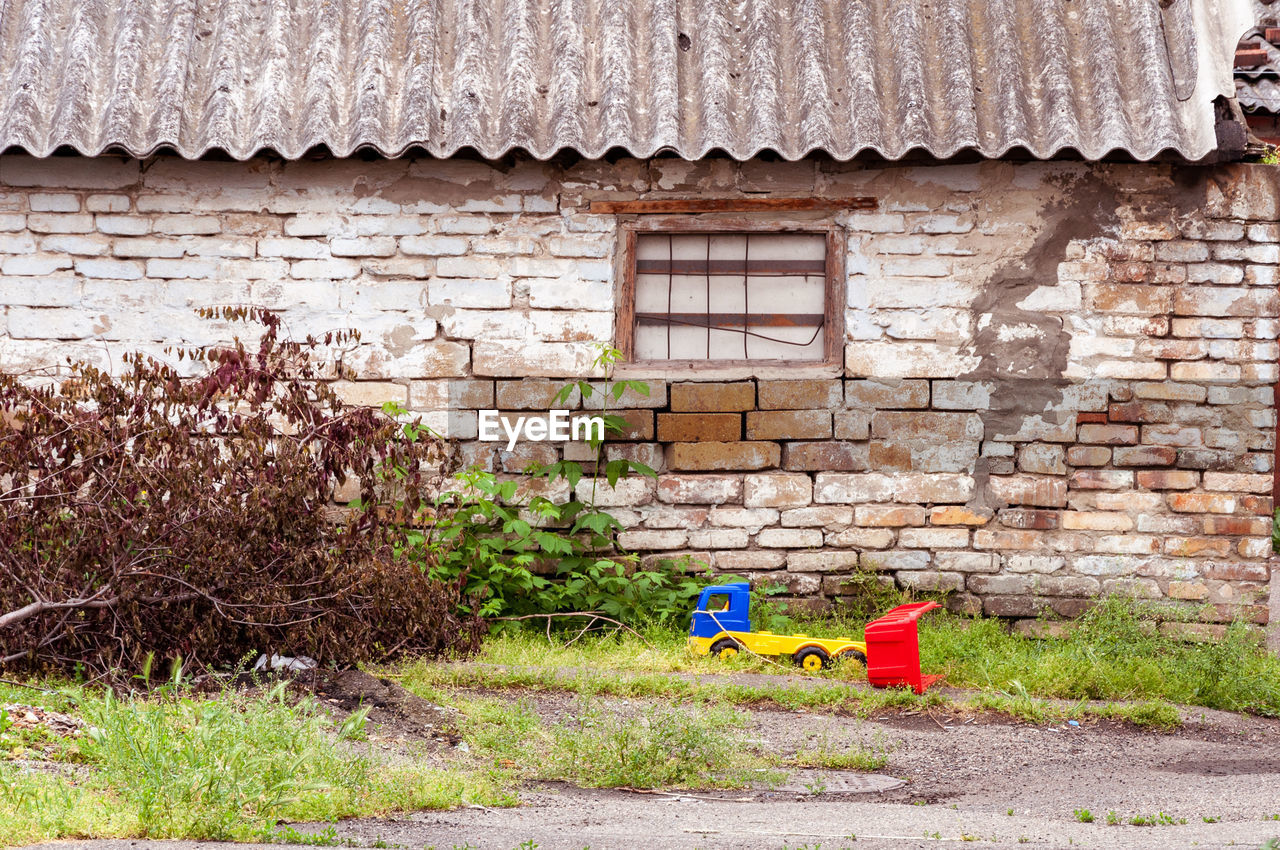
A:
[898,527,969,548]
[617,529,689,550]
[787,551,860,572]
[968,574,1035,595]
[844,379,929,409]
[708,507,780,529]
[855,504,925,527]
[972,529,1041,550]
[746,410,832,441]
[668,441,780,471]
[1003,554,1065,574]
[998,508,1061,530]
[1167,492,1237,514]
[860,550,931,571]
[1066,446,1111,467]
[757,528,823,548]
[780,506,854,530]
[494,380,579,410]
[1202,515,1271,535]
[714,551,787,571]
[982,596,1049,617]
[1135,469,1198,490]
[1164,536,1233,557]
[897,571,965,593]
[1093,534,1161,555]
[744,473,812,508]
[686,529,750,549]
[781,441,868,472]
[669,382,754,412]
[1174,287,1278,317]
[757,379,842,410]
[870,411,983,441]
[895,473,975,504]
[1018,443,1067,475]
[1142,425,1202,447]
[656,475,742,505]
[656,413,741,442]
[1077,423,1138,445]
[928,506,993,526]
[987,476,1068,508]
[331,380,408,407]
[833,411,871,440]
[1202,472,1271,493]
[1112,445,1178,466]
[1060,511,1134,531]
[638,507,708,529]
[1069,469,1134,490]
[1086,283,1172,313]
[929,552,996,573]
[573,477,654,507]
[813,472,895,504]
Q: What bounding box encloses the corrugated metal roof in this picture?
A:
[1236,2,1280,114]
[0,0,1254,162]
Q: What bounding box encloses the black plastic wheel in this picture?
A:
[709,638,742,659]
[841,649,868,665]
[795,646,831,671]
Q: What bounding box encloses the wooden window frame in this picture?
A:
[614,218,846,379]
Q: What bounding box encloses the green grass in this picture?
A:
[427,595,1280,719]
[792,734,889,772]
[0,681,513,846]
[451,694,783,790]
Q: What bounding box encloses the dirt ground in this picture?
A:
[27,670,1280,850]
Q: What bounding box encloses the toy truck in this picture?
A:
[687,582,943,694]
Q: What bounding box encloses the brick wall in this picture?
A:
[0,153,1276,630]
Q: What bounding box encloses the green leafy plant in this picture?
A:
[1074,809,1094,823]
[423,344,711,624]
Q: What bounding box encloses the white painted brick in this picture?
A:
[258,237,330,259]
[7,307,96,339]
[27,214,94,234]
[154,214,221,235]
[436,256,504,277]
[112,238,184,258]
[40,234,111,256]
[913,213,974,233]
[289,258,361,279]
[1,156,138,189]
[844,212,905,233]
[29,193,80,212]
[527,278,612,310]
[548,236,610,257]
[427,278,512,308]
[436,216,492,235]
[458,195,522,213]
[359,257,432,277]
[511,257,610,280]
[145,258,220,279]
[355,216,426,236]
[1186,262,1245,284]
[3,276,80,306]
[0,232,36,253]
[337,280,426,310]
[522,195,558,212]
[284,214,355,237]
[473,341,598,376]
[757,528,824,548]
[400,235,468,256]
[330,236,396,257]
[75,258,145,280]
[178,236,256,258]
[86,194,131,213]
[472,236,538,255]
[96,215,152,235]
[882,257,951,277]
[0,213,25,231]
[441,309,530,339]
[529,310,613,342]
[563,214,615,232]
[2,254,72,275]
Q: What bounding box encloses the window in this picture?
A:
[616,223,844,369]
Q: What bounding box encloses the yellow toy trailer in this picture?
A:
[688,582,942,693]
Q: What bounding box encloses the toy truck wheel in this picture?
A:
[710,638,741,660]
[839,649,868,665]
[795,647,830,672]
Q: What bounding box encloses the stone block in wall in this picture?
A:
[758,528,823,548]
[833,411,871,440]
[669,382,755,412]
[757,380,842,410]
[860,550,930,571]
[331,381,407,407]
[708,507,780,530]
[715,551,787,571]
[1069,469,1134,490]
[1166,492,1237,514]
[986,476,1068,508]
[743,473,812,508]
[473,342,597,377]
[573,477,655,507]
[855,504,925,527]
[779,506,854,531]
[1017,444,1066,475]
[844,379,929,409]
[928,506,993,526]
[814,472,895,504]
[786,551,860,572]
[934,552,999,573]
[687,529,750,549]
[747,410,832,441]
[972,529,1040,550]
[656,475,743,505]
[898,527,969,548]
[668,441,780,471]
[997,508,1061,530]
[782,441,868,472]
[656,413,741,442]
[499,442,558,472]
[409,379,495,410]
[641,507,709,529]
[826,528,894,548]
[1135,469,1197,489]
[897,571,965,593]
[894,473,975,504]
[581,381,668,410]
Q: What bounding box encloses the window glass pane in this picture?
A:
[633,232,827,362]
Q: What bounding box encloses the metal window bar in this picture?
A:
[637,233,825,360]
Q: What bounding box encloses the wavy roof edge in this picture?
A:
[0,0,1257,164]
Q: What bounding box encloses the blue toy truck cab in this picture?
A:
[689,582,751,638]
